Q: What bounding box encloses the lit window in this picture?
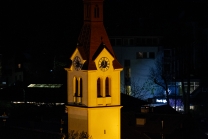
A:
[136,52,143,58]
[136,52,147,59]
[190,105,194,110]
[18,64,21,68]
[125,86,131,95]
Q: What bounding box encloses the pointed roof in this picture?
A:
[75,0,122,70]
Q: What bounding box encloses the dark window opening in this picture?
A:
[146,38,152,45]
[124,60,130,67]
[141,39,146,45]
[75,78,78,97]
[149,52,155,59]
[143,52,147,58]
[163,64,171,73]
[94,5,99,18]
[135,38,141,46]
[123,39,128,46]
[116,39,122,46]
[129,39,134,46]
[79,78,82,97]
[153,38,158,45]
[86,5,90,18]
[110,39,115,46]
[164,50,171,57]
[105,77,110,97]
[97,78,102,97]
[19,75,22,81]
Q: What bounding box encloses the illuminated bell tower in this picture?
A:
[65,0,123,139]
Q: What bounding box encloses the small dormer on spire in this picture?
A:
[84,0,104,22]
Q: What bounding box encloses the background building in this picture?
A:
[0,52,23,88]
[110,36,163,99]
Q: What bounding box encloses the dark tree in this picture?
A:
[149,51,173,105]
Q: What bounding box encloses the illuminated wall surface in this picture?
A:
[67,106,121,139]
[66,48,122,139]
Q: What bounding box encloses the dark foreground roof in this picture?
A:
[153,105,179,114]
[121,93,148,111]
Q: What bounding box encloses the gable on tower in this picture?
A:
[92,42,114,60]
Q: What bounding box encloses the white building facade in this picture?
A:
[110,36,163,99]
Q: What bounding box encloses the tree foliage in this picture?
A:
[130,79,155,100]
[148,51,173,105]
[64,130,92,139]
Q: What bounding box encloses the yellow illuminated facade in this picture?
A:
[65,0,123,138]
[65,46,123,139]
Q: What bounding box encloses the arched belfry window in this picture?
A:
[75,78,78,97]
[86,4,90,18]
[97,78,102,97]
[79,78,83,97]
[105,77,110,97]
[94,5,99,18]
[73,77,82,104]
[73,77,76,97]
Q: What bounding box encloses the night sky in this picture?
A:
[1,0,208,52]
[1,0,208,83]
[1,0,83,54]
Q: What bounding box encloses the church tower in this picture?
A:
[65,0,123,138]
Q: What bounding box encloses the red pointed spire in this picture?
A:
[77,0,122,70]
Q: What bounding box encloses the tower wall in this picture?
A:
[67,106,88,132]
[67,106,122,139]
[88,107,122,139]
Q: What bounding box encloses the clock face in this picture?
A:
[98,57,110,72]
[73,56,82,71]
